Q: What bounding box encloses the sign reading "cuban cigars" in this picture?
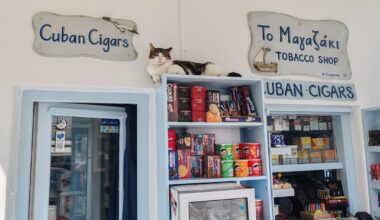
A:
[248,12,351,80]
[32,12,138,61]
[264,79,356,101]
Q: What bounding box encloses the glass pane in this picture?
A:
[189,199,248,220]
[48,116,120,220]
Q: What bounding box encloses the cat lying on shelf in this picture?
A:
[147,43,241,83]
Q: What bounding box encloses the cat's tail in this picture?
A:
[204,63,241,77]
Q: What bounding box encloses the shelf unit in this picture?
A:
[362,107,380,218]
[156,74,273,220]
[266,105,359,218]
[272,162,343,173]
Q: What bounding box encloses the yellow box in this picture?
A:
[308,150,322,163]
[321,149,337,162]
[311,138,329,150]
[297,150,309,164]
[294,137,311,151]
[300,211,331,220]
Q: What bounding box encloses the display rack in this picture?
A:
[266,105,358,219]
[156,74,273,220]
[362,107,380,218]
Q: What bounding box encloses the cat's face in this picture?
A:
[149,43,172,65]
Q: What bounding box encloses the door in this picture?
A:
[31,103,127,220]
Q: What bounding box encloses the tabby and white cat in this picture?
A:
[147,43,241,83]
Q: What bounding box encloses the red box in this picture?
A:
[168,129,176,141]
[192,99,206,112]
[177,149,191,179]
[192,111,206,122]
[191,86,206,99]
[168,140,176,151]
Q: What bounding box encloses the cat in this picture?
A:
[147,43,241,83]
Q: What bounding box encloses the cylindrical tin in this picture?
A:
[216,144,233,160]
[232,144,240,159]
[234,160,248,177]
[168,129,176,141]
[240,143,260,159]
[168,140,176,151]
[221,160,234,177]
[248,159,262,176]
[256,199,263,220]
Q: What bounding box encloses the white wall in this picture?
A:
[1,0,379,219]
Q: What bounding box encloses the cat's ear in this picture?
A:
[150,43,155,50]
[168,47,173,51]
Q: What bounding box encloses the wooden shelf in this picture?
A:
[169,176,267,185]
[168,121,263,128]
[272,162,343,173]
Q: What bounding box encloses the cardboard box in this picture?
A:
[169,150,178,180]
[311,138,330,150]
[300,211,331,220]
[322,149,337,162]
[191,134,204,156]
[308,150,322,163]
[177,149,191,179]
[167,83,178,121]
[298,151,309,164]
[294,137,312,151]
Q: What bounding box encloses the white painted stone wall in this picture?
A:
[1,0,379,219]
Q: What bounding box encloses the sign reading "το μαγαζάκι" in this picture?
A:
[264,79,356,101]
[248,12,351,80]
[32,12,138,61]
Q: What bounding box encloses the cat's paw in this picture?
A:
[152,75,161,84]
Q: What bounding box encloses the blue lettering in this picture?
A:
[257,25,273,41]
[321,85,330,97]
[330,86,339,98]
[88,29,99,45]
[266,82,275,95]
[284,83,294,97]
[279,26,290,43]
[309,85,319,97]
[39,24,52,41]
[338,86,347,99]
[293,84,303,97]
[52,33,60,42]
[312,30,320,50]
[122,39,129,47]
[346,87,354,99]
[103,37,110,52]
[275,82,284,96]
[78,35,85,44]
[61,26,68,42]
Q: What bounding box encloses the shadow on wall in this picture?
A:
[0,165,5,220]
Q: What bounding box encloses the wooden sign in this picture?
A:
[264,79,357,101]
[248,12,351,80]
[32,12,138,61]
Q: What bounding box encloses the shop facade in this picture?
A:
[1,0,379,219]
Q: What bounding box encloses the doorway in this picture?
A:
[16,89,152,220]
